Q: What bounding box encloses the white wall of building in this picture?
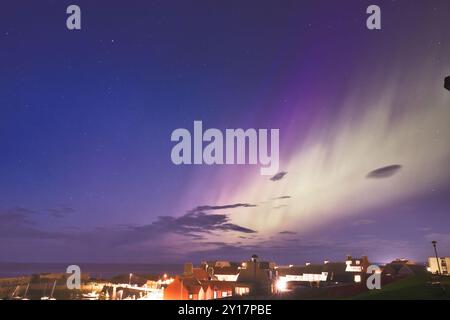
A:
[215,274,239,281]
[428,257,450,275]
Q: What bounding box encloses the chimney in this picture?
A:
[184,263,193,276]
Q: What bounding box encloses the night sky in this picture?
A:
[1,0,449,264]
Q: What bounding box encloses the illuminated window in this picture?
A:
[222,292,228,297]
[354,275,361,283]
[356,260,360,265]
[188,294,193,299]
[236,287,250,295]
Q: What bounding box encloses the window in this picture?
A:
[354,275,361,283]
[356,260,360,265]
[222,292,228,297]
[188,294,193,300]
[236,287,250,295]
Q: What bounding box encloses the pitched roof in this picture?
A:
[213,266,240,275]
[192,268,210,280]
[236,264,272,283]
[278,263,352,281]
[323,262,347,274]
[324,263,353,282]
[383,263,404,274]
[181,278,203,294]
[346,256,369,265]
[303,264,324,274]
[276,266,306,276]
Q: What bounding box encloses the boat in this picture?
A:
[21,283,30,300]
[82,283,100,300]
[42,280,57,300]
[11,285,22,300]
[82,291,99,300]
[40,283,49,300]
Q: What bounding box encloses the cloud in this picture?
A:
[366,165,402,179]
[278,231,297,235]
[188,203,257,213]
[270,171,287,181]
[113,204,258,246]
[135,211,257,236]
[0,202,258,257]
[0,207,67,240]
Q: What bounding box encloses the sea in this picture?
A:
[0,262,183,279]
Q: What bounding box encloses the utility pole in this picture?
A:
[431,241,441,275]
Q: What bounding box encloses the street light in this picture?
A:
[431,241,441,275]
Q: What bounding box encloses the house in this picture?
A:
[201,283,214,300]
[165,261,240,300]
[163,276,206,300]
[382,259,425,278]
[301,264,328,282]
[345,255,370,283]
[276,265,306,282]
[235,254,275,295]
[209,260,235,268]
[323,262,353,283]
[277,256,370,286]
[276,263,326,288]
[183,262,211,280]
[199,260,242,281]
[234,283,252,296]
[205,281,235,299]
[212,265,240,282]
[163,276,238,300]
[276,261,352,286]
[381,263,404,277]
[428,257,450,275]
